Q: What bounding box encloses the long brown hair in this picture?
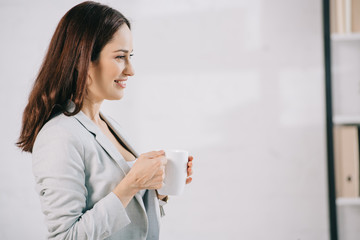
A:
[17,1,130,152]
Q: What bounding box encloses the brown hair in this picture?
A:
[17,1,130,152]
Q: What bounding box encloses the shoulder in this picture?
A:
[40,113,82,136]
[33,113,85,152]
[32,113,87,175]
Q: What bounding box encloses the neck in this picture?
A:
[81,96,103,125]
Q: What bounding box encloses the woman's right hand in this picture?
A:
[112,150,167,207]
[128,150,167,190]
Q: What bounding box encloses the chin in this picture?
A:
[110,94,124,100]
[105,90,125,101]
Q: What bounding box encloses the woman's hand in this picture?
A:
[129,150,167,190]
[113,150,167,207]
[186,155,194,184]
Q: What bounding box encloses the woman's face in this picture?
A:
[87,24,134,101]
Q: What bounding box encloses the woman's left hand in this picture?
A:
[186,155,194,184]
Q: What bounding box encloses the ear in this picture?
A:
[86,74,93,87]
[86,61,96,85]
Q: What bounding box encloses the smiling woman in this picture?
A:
[16,1,193,239]
[16,1,132,151]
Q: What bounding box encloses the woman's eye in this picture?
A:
[115,54,133,60]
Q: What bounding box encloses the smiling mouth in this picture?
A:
[114,79,127,88]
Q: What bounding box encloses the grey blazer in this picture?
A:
[32,107,162,240]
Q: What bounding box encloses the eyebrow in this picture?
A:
[113,49,133,53]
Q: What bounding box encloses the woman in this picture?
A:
[17,1,193,239]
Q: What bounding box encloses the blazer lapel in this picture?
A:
[100,113,139,158]
[72,111,131,176]
[100,114,146,211]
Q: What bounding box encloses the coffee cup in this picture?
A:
[158,150,188,196]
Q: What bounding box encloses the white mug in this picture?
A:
[158,150,188,196]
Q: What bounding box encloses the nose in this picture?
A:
[124,60,135,76]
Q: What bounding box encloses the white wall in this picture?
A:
[0,0,329,239]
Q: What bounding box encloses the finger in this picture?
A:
[153,156,167,166]
[160,165,166,179]
[188,156,193,162]
[186,177,192,184]
[158,156,167,165]
[142,150,165,159]
[187,168,193,177]
[154,167,164,178]
[149,180,163,189]
[155,175,165,188]
[140,152,158,159]
[187,161,193,168]
[147,174,163,188]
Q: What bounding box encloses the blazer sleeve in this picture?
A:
[32,123,131,240]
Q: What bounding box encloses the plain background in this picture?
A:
[0,0,330,239]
